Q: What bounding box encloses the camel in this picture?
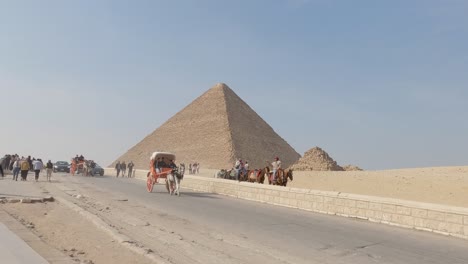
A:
[247,167,269,184]
[267,168,293,186]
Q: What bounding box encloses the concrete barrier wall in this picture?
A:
[105,168,468,240]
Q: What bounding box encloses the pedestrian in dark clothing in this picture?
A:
[115,161,121,177]
[127,161,134,178]
[28,156,33,172]
[121,161,127,177]
[46,160,53,182]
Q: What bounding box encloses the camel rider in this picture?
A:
[234,159,242,179]
[234,159,241,170]
[241,161,249,176]
[271,157,281,183]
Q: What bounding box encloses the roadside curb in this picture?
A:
[0,196,54,204]
[54,196,170,264]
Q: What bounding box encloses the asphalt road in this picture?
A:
[61,174,468,264]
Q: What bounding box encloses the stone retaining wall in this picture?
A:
[104,168,468,240]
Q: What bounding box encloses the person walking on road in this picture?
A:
[20,158,30,181]
[121,161,127,177]
[12,158,20,181]
[127,161,134,178]
[33,159,43,182]
[46,160,53,182]
[115,161,121,177]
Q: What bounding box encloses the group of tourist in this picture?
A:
[0,154,54,182]
[114,161,135,177]
[188,162,200,174]
[233,157,281,182]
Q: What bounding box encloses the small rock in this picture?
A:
[44,213,48,216]
[21,198,32,203]
[43,196,54,202]
[69,253,74,257]
[75,195,82,199]
[77,251,85,255]
[70,248,77,252]
[105,207,109,210]
[31,198,43,203]
[146,249,154,254]
[8,199,21,203]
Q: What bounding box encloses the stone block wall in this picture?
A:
[104,168,468,240]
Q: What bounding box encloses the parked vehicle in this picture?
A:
[90,163,104,176]
[54,161,70,173]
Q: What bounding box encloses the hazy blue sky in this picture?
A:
[1,0,467,170]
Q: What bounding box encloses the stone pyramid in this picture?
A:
[111,83,301,170]
[291,147,344,171]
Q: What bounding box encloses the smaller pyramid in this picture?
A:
[291,147,344,171]
[342,165,363,171]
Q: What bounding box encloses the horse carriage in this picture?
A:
[71,159,85,176]
[146,152,185,196]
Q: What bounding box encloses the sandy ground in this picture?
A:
[2,201,153,264]
[288,166,468,208]
[193,166,468,208]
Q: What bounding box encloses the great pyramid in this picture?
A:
[291,147,344,171]
[111,83,301,170]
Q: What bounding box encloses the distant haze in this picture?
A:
[1,1,467,170]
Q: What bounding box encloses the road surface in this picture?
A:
[43,173,468,263]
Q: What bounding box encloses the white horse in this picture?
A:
[166,164,185,196]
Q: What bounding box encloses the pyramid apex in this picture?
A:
[211,82,231,91]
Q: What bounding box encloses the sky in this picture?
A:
[1,0,467,170]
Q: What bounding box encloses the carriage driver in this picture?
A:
[169,160,177,169]
[270,157,281,183]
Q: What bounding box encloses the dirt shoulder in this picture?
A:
[1,201,153,264]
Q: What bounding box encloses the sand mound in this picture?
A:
[342,165,363,171]
[291,147,344,171]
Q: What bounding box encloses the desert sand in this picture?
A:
[286,166,468,208]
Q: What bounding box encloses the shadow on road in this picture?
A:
[179,192,220,199]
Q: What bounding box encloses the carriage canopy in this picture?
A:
[150,152,176,161]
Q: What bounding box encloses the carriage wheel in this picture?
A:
[146,173,154,193]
